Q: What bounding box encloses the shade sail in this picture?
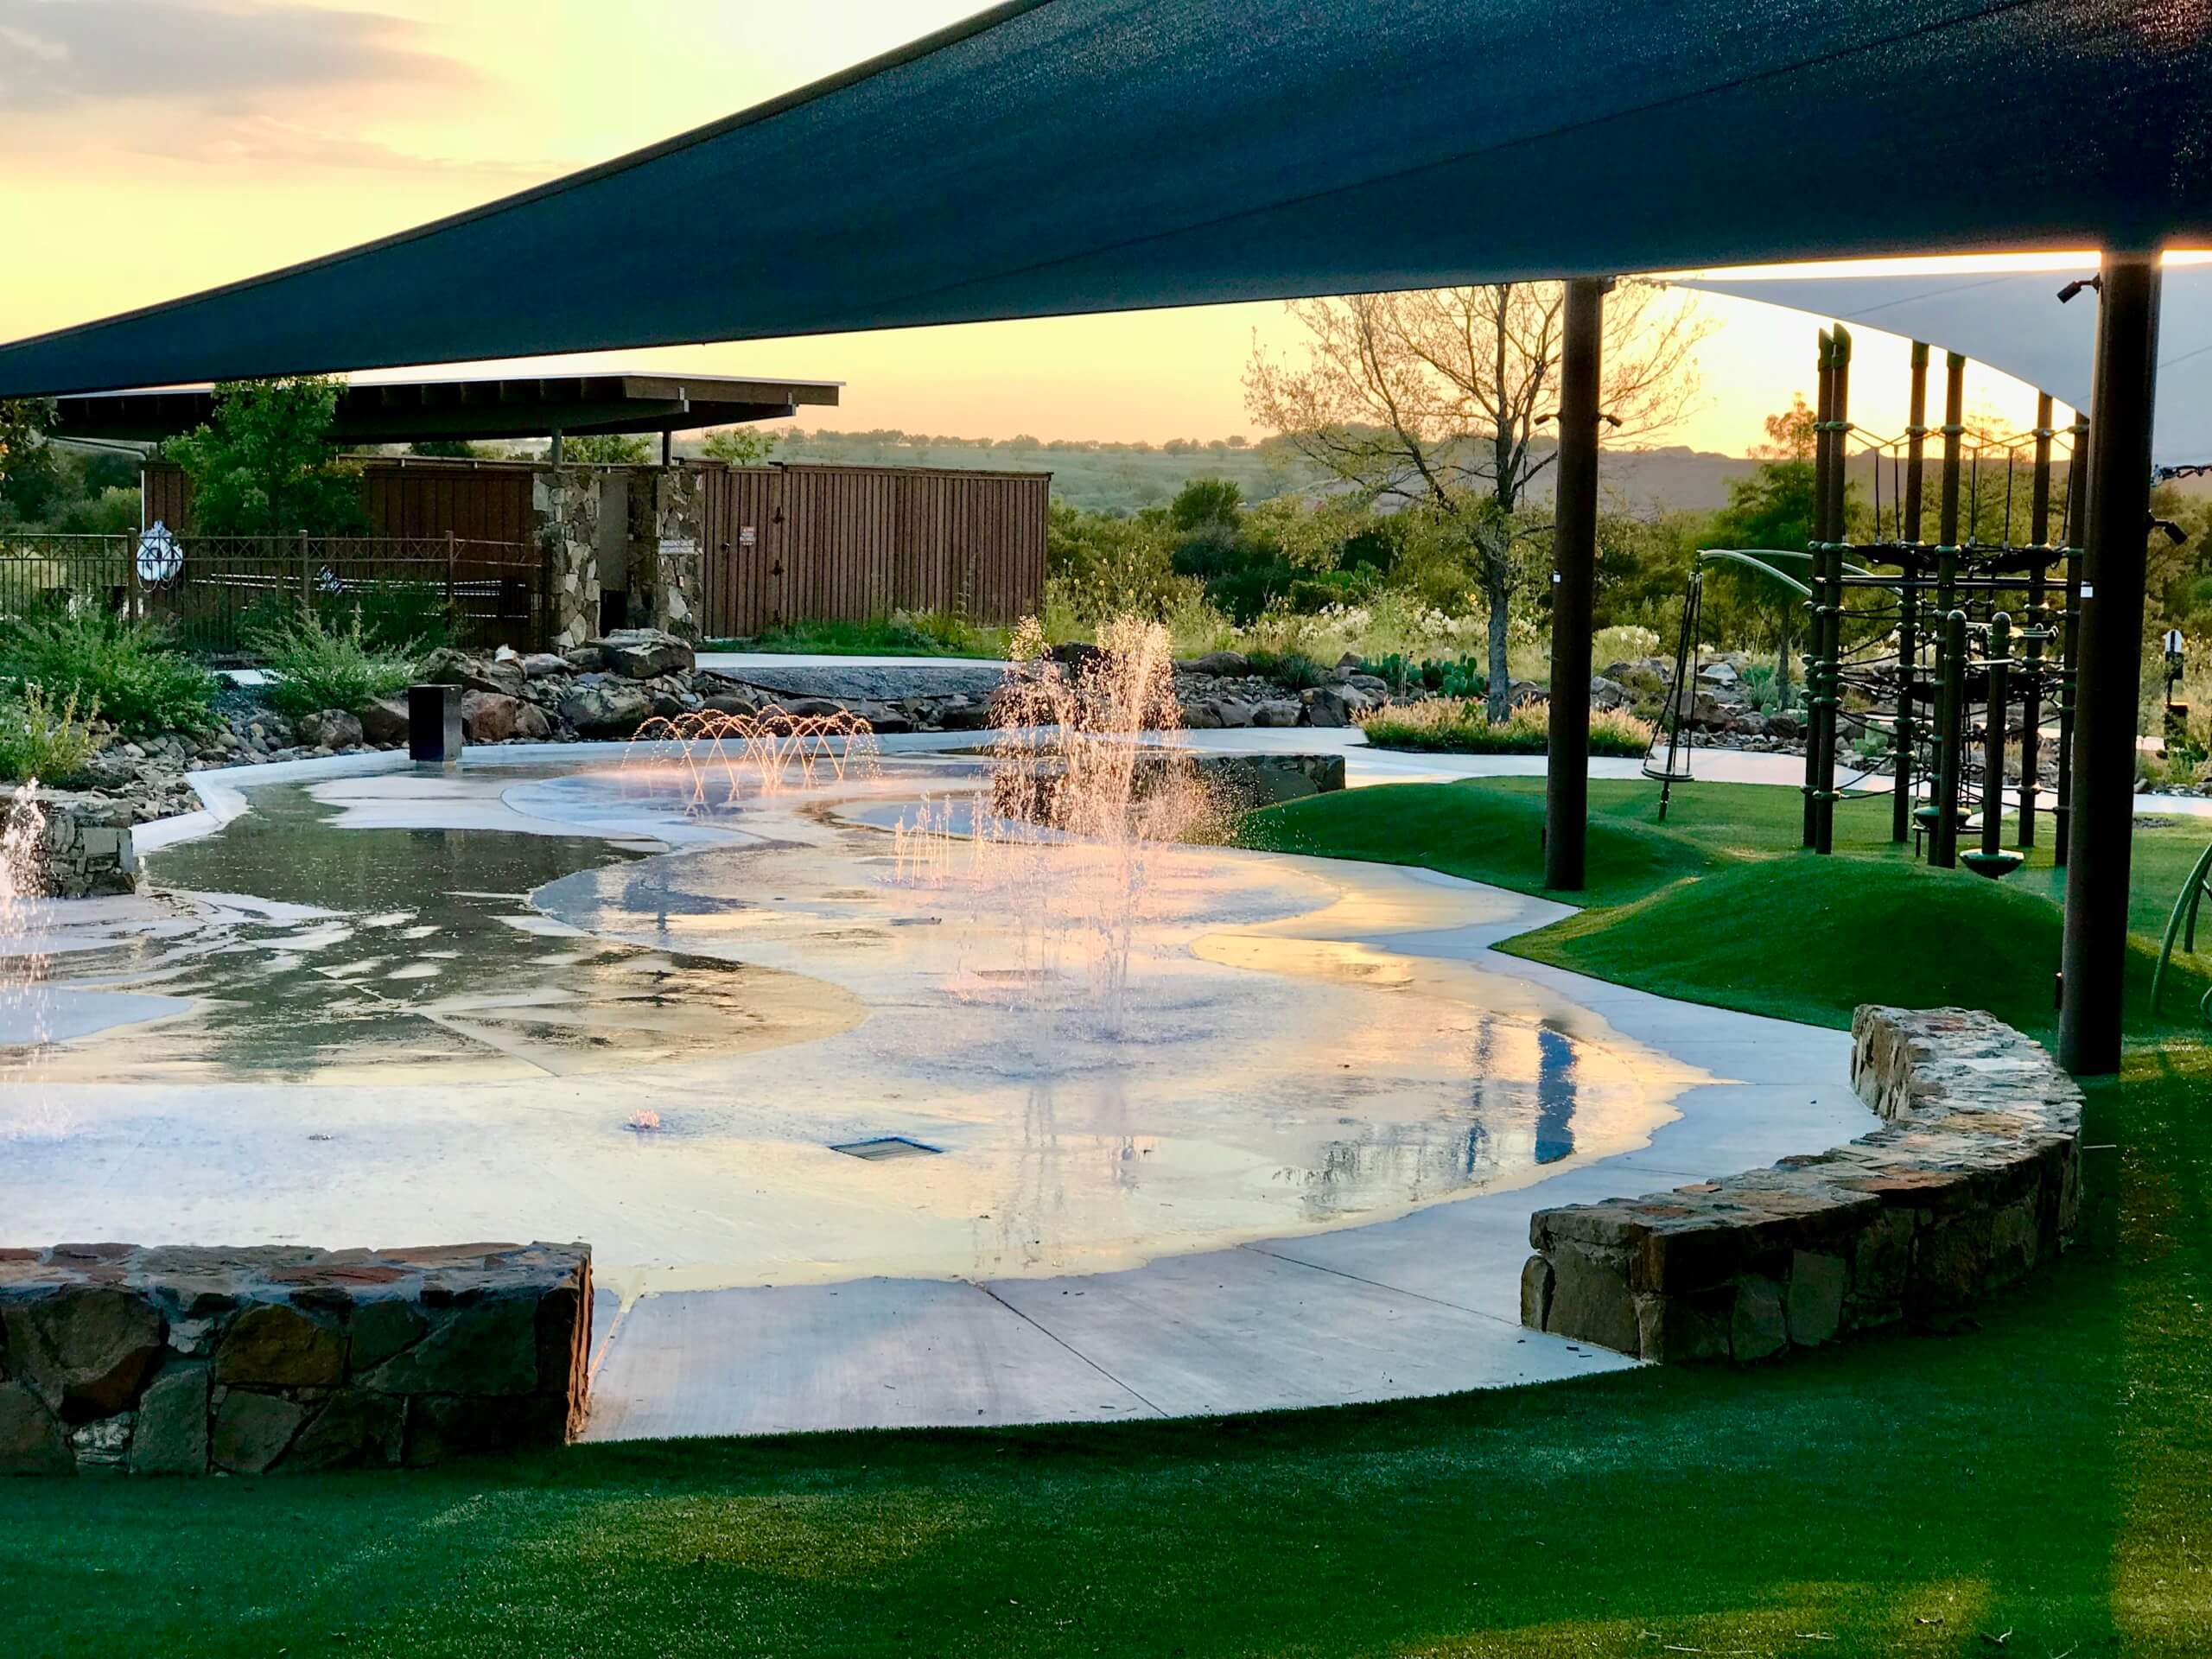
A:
[1675,265,2212,466]
[3,0,2210,398]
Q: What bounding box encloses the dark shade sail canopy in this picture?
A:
[3,0,2209,398]
[48,372,840,444]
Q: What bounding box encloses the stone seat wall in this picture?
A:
[1520,1007,2082,1363]
[0,1242,589,1476]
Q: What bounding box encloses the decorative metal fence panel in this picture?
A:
[0,532,547,658]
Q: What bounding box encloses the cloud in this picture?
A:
[147,111,544,175]
[0,0,475,112]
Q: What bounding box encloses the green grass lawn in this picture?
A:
[6,778,2211,1656]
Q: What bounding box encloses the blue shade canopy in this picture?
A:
[1677,264,2212,466]
[3,0,2209,397]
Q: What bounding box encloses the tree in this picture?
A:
[701,426,779,467]
[409,439,493,460]
[0,398,60,522]
[1751,392,1816,461]
[168,378,365,537]
[560,433,652,465]
[1246,283,1707,716]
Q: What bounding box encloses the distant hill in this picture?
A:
[690,426,1765,518]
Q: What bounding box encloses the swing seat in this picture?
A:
[1961,849,2026,880]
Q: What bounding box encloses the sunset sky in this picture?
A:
[0,0,2129,453]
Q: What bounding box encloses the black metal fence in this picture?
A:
[0,531,547,658]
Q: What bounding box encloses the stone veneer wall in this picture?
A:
[32,791,139,898]
[0,1243,589,1475]
[625,467,704,641]
[1521,1007,2082,1363]
[534,467,603,652]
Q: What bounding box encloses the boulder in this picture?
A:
[1302,686,1353,728]
[593,628,694,679]
[460,690,523,744]
[2,1284,164,1421]
[359,698,410,747]
[1590,676,1630,710]
[696,692,760,718]
[210,1389,307,1474]
[129,1363,210,1475]
[936,698,993,732]
[512,701,552,741]
[214,1303,346,1388]
[1250,700,1302,728]
[0,1382,71,1475]
[420,648,524,699]
[1185,650,1252,677]
[518,652,573,680]
[557,681,653,736]
[561,645,607,673]
[295,709,363,750]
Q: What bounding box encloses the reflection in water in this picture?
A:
[3,764,1699,1293]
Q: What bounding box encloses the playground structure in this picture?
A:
[1649,328,2094,879]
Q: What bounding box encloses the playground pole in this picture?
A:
[1544,275,1609,893]
[1983,612,2012,861]
[2060,251,2162,1077]
[1893,341,1929,844]
[1805,331,1835,849]
[1814,327,1852,855]
[1935,609,1967,869]
[2055,413,2089,868]
[2020,393,2054,849]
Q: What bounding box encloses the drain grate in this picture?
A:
[830,1135,944,1161]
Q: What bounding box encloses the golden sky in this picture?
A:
[0,0,2122,454]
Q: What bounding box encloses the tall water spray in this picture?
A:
[893,616,1219,1037]
[0,779,60,1138]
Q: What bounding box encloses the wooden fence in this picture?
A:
[698,463,1048,638]
[0,531,544,658]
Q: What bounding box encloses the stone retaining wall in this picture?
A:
[0,1243,589,1475]
[1521,1007,2081,1363]
[34,791,139,898]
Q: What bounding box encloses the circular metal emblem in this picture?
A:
[136,521,183,585]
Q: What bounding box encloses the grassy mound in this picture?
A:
[1236,779,1719,906]
[1503,852,2209,1038]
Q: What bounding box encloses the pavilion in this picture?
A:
[0,0,2206,1074]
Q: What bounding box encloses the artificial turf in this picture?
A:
[4,777,2209,1657]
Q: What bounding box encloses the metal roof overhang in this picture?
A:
[1,0,2209,399]
[47,372,842,444]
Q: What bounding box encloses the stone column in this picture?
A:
[531,467,602,652]
[624,466,704,640]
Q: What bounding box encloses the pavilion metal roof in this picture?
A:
[47,372,841,444]
[1,0,2208,398]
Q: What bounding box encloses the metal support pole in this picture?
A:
[1983,613,2012,859]
[298,528,312,613]
[1894,343,1929,843]
[1815,329,1851,854]
[1805,330,1836,849]
[2060,252,2161,1076]
[2055,414,2089,868]
[1935,609,1967,869]
[1545,276,1610,892]
[2020,393,2053,849]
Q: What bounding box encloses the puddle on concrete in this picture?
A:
[0,762,1706,1294]
[10,785,862,1083]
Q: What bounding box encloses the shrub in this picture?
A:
[0,609,217,736]
[1245,649,1328,691]
[0,683,102,784]
[1358,697,1653,757]
[245,604,422,715]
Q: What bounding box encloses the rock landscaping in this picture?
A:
[1521,1006,2082,1363]
[0,1242,591,1476]
[23,790,140,898]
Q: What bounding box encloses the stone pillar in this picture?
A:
[624,466,704,640]
[531,467,602,652]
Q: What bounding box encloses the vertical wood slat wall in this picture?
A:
[698,462,1047,639]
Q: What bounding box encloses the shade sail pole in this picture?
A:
[2059,250,2161,1077]
[1545,276,1610,892]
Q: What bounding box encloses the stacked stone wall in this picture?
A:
[0,1243,589,1475]
[1522,1007,2082,1362]
[31,791,139,898]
